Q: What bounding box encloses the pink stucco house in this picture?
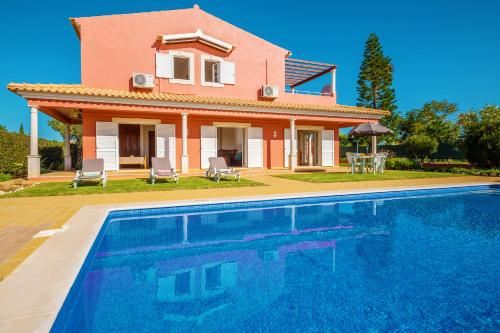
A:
[8,5,388,178]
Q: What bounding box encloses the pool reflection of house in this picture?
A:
[83,202,389,330]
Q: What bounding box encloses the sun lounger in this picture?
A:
[207,157,240,182]
[150,157,179,184]
[73,159,107,188]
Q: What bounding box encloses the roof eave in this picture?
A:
[69,18,81,39]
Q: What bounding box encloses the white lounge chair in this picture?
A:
[73,159,107,188]
[207,157,240,182]
[150,157,179,184]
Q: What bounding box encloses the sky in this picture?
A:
[1,0,499,140]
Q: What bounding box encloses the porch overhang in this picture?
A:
[8,83,389,122]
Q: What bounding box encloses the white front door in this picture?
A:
[200,125,217,169]
[156,124,176,168]
[247,127,263,168]
[321,129,334,166]
[96,121,119,170]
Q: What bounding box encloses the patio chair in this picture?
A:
[373,152,388,174]
[207,157,240,182]
[73,158,107,188]
[346,152,362,174]
[150,157,179,184]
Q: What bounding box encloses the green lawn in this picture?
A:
[274,170,463,183]
[2,177,264,198]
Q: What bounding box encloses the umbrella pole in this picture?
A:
[356,140,359,154]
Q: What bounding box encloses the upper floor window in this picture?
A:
[201,54,236,87]
[205,60,220,83]
[155,51,194,85]
[174,56,190,80]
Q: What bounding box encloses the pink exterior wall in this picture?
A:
[74,6,337,104]
[82,110,343,170]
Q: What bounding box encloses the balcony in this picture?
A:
[285,58,337,97]
[283,58,337,105]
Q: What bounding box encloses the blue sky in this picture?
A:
[1,0,499,140]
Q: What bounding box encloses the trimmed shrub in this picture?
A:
[385,157,418,170]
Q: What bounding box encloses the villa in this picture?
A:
[8,4,388,178]
[1,5,499,333]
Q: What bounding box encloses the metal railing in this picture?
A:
[284,88,332,96]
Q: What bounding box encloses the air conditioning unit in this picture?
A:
[262,85,279,98]
[132,73,155,88]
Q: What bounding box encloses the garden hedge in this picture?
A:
[0,128,65,177]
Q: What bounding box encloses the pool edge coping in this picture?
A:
[0,181,496,332]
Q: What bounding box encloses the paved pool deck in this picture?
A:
[0,174,497,280]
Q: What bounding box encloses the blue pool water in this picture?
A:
[53,186,500,332]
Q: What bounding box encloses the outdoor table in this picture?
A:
[352,155,375,174]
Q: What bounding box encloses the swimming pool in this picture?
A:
[52,185,499,332]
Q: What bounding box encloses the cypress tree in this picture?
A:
[356,33,399,140]
[19,123,25,135]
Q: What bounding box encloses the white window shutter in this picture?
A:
[284,128,290,168]
[156,53,174,78]
[321,130,334,166]
[220,60,235,84]
[247,127,263,168]
[96,122,118,171]
[156,124,176,168]
[200,126,217,169]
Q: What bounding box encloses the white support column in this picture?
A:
[331,68,336,96]
[181,113,189,173]
[27,105,40,178]
[371,136,377,154]
[289,118,297,170]
[64,124,72,171]
[308,134,313,166]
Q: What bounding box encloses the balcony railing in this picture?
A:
[285,88,333,96]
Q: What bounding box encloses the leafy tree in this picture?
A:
[19,123,25,135]
[460,105,500,168]
[48,119,82,143]
[0,124,6,132]
[339,133,353,146]
[400,100,460,145]
[48,119,82,167]
[356,33,399,142]
[403,134,438,165]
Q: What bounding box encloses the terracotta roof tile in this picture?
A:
[7,83,389,117]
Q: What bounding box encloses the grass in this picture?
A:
[2,177,265,198]
[274,170,463,183]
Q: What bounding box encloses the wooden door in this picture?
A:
[148,131,156,167]
[119,124,140,157]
